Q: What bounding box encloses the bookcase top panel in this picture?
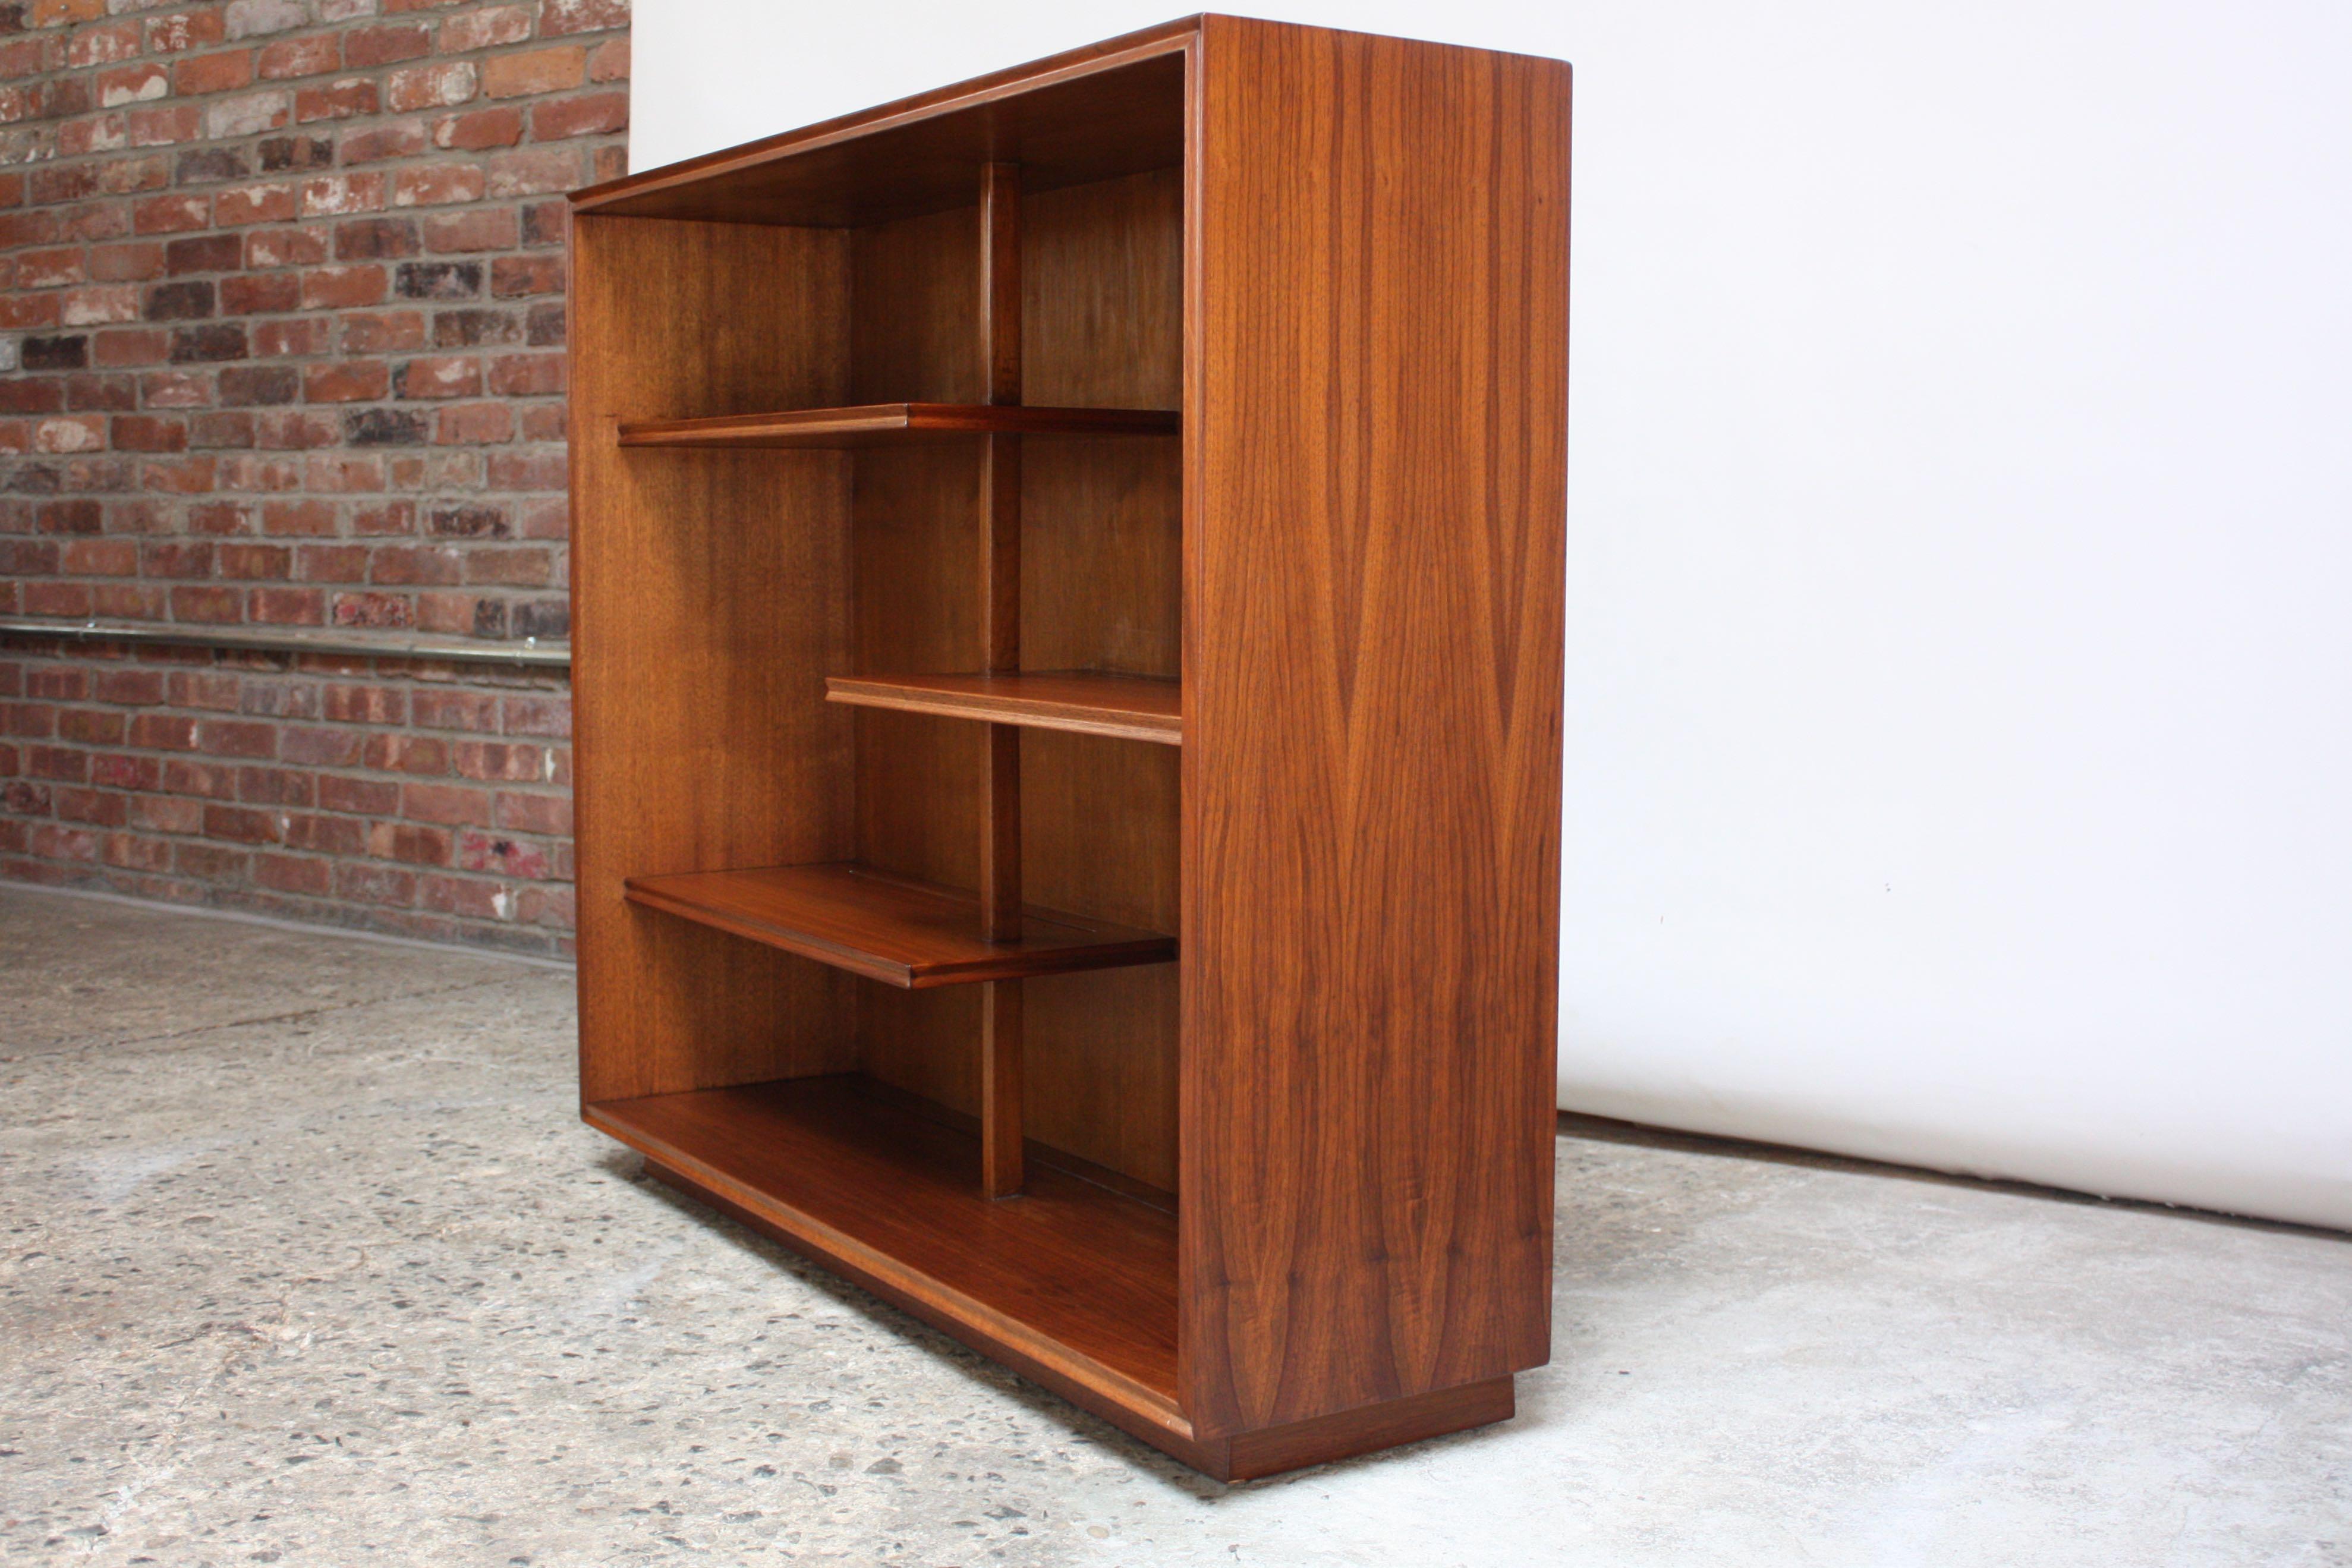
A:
[572,18,1194,228]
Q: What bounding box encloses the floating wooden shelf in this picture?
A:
[827,672,1181,744]
[623,862,1175,987]
[587,1076,1182,1421]
[617,402,1179,449]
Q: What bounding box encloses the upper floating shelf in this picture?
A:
[827,672,1180,745]
[618,403,1179,450]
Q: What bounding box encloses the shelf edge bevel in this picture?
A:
[826,672,1182,745]
[617,402,1179,449]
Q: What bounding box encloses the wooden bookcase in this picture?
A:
[566,15,1569,1481]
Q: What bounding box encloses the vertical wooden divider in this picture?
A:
[979,160,1026,1198]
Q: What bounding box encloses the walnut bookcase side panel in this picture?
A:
[1180,17,1571,1437]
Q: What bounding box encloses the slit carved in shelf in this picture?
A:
[616,402,1179,449]
[622,862,1176,988]
[826,671,1180,745]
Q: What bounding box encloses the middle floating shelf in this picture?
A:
[618,402,1180,449]
[827,672,1180,745]
[624,862,1176,988]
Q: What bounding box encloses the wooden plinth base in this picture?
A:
[638,1153,1515,1481]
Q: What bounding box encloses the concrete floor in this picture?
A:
[2,886,2346,1566]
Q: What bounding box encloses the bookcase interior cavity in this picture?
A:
[571,84,1187,1415]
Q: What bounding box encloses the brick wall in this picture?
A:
[0,0,626,958]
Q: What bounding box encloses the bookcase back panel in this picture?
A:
[836,169,1183,1194]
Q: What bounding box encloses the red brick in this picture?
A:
[134,194,212,235]
[532,90,626,140]
[400,781,491,827]
[588,37,629,84]
[262,498,336,535]
[253,851,330,895]
[96,670,168,706]
[363,733,447,774]
[70,20,143,67]
[493,789,570,835]
[386,61,476,112]
[99,63,171,108]
[481,45,585,99]
[162,760,240,801]
[169,584,243,622]
[62,538,140,574]
[19,248,87,288]
[283,812,364,854]
[419,873,505,920]
[215,182,298,226]
[90,241,166,282]
[344,24,430,67]
[486,352,562,395]
[395,355,481,399]
[174,50,254,96]
[147,11,229,53]
[284,727,363,769]
[203,804,280,843]
[369,543,462,584]
[423,207,516,253]
[302,358,388,402]
[130,713,200,751]
[258,34,339,79]
[174,841,248,878]
[303,457,381,494]
[301,265,386,309]
[489,253,561,297]
[126,103,206,148]
[432,105,523,151]
[219,271,300,313]
[94,752,163,790]
[199,719,276,759]
[330,590,412,628]
[254,318,331,357]
[295,77,378,121]
[336,121,425,165]
[245,226,328,267]
[540,0,626,38]
[434,402,512,444]
[393,165,486,207]
[217,541,291,578]
[485,147,581,199]
[296,543,368,578]
[237,764,313,805]
[300,172,387,216]
[248,585,325,624]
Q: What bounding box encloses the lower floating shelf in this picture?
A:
[587,1075,1182,1428]
[624,862,1175,988]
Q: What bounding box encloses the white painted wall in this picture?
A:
[631,3,2352,1232]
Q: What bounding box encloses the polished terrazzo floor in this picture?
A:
[2,884,2346,1565]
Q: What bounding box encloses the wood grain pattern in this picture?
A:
[623,862,1175,988]
[618,403,1177,448]
[588,1076,1182,1412]
[1180,16,1570,1435]
[981,978,1024,1197]
[572,14,1569,1480]
[826,672,1182,743]
[977,159,1027,1192]
[569,215,858,1103]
